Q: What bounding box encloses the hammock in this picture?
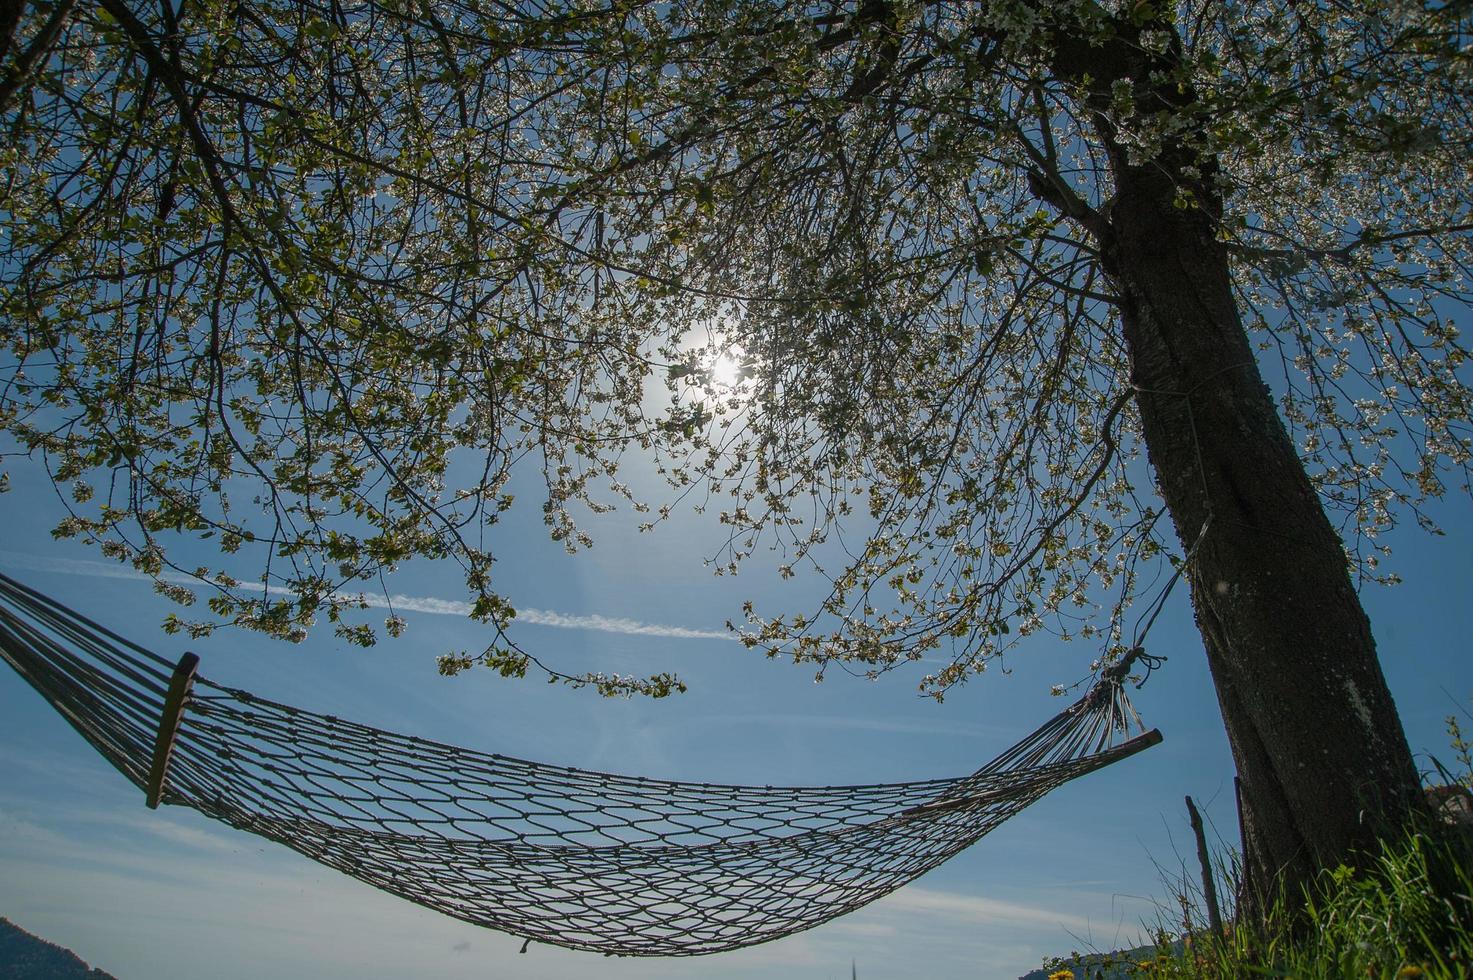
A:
[0,571,1160,956]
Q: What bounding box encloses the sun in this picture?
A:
[710,348,744,389]
[673,302,755,401]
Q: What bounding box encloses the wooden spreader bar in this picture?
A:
[145,651,199,809]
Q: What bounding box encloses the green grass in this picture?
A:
[1043,699,1473,980]
[1120,829,1473,979]
[1043,830,1473,979]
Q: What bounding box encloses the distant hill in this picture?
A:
[0,918,119,980]
[1018,939,1182,980]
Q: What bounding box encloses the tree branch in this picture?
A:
[0,0,78,118]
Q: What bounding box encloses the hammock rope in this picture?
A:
[0,571,1161,956]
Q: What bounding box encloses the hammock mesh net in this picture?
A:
[0,571,1159,955]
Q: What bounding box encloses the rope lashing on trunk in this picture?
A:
[0,571,1161,956]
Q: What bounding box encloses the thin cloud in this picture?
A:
[694,712,1007,739]
[0,549,734,642]
[875,885,1097,934]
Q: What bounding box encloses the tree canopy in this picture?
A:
[3,0,1467,695]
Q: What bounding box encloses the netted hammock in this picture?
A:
[0,571,1160,956]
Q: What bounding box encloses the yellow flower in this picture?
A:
[1047,971,1075,980]
[1396,967,1425,979]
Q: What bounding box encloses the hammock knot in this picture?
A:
[1101,645,1165,690]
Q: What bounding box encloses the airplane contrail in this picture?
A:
[0,550,735,643]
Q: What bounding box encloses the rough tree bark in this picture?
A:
[1048,22,1427,916]
[1103,158,1424,915]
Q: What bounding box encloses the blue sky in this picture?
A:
[3,440,1473,980]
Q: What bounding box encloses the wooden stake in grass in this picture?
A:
[1186,795,1223,935]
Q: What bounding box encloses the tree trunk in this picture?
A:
[1037,12,1429,920]
[1092,135,1425,918]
